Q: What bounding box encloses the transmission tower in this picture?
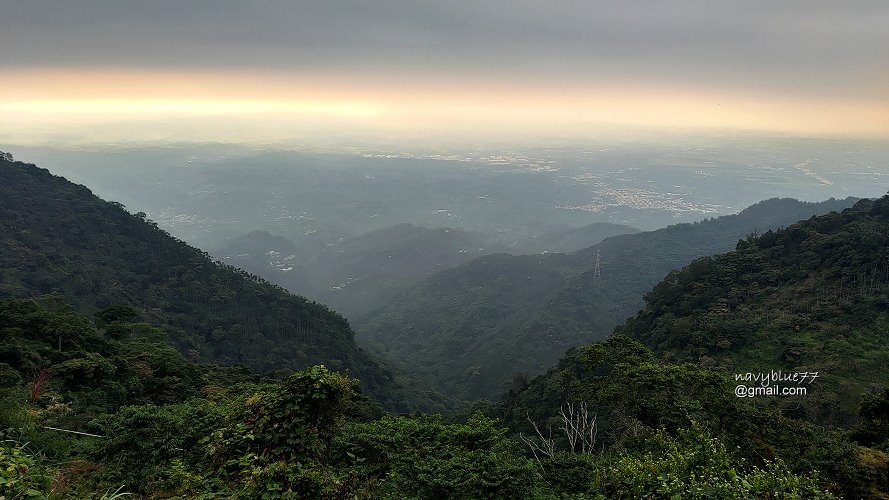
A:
[593,249,601,281]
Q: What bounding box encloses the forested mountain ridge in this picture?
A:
[0,157,441,411]
[359,195,859,400]
[616,194,889,425]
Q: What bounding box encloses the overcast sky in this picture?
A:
[2,1,887,143]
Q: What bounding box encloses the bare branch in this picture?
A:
[560,401,598,455]
[523,401,601,471]
[519,412,555,470]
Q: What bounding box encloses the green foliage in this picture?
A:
[0,295,261,497]
[503,335,882,497]
[569,336,750,436]
[93,305,140,330]
[848,387,889,497]
[853,386,889,451]
[587,426,834,499]
[84,398,228,495]
[0,440,51,500]
[335,413,541,499]
[0,296,206,429]
[0,389,30,432]
[213,365,354,462]
[505,336,755,449]
[41,365,540,499]
[206,366,360,498]
[538,452,599,494]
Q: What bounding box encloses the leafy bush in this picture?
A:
[336,413,541,499]
[589,426,834,499]
[0,440,51,500]
[207,365,359,498]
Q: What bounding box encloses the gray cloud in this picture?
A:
[2,1,887,98]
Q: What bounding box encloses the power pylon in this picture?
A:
[593,249,601,281]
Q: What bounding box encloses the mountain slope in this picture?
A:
[358,196,859,400]
[0,156,441,411]
[616,194,889,425]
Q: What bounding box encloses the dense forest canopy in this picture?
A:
[617,195,889,425]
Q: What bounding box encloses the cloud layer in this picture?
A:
[2,1,887,140]
[4,2,888,95]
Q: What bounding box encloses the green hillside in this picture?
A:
[359,196,859,400]
[0,157,443,412]
[616,195,889,425]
